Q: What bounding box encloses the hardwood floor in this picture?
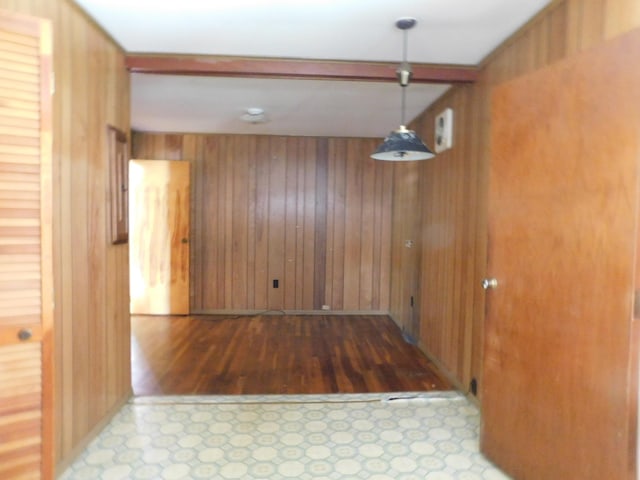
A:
[131,314,452,395]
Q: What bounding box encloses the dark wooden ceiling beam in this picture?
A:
[125,55,478,84]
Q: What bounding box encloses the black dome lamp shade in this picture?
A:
[371,18,435,161]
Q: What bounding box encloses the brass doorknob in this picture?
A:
[482,278,498,290]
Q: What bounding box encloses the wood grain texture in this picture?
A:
[129,160,190,314]
[132,133,393,313]
[388,162,421,340]
[0,343,42,480]
[125,54,479,84]
[0,10,53,479]
[131,314,452,395]
[483,28,640,480]
[407,0,640,396]
[0,0,132,473]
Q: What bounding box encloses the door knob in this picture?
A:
[482,278,498,290]
[17,328,32,341]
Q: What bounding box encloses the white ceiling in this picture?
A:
[73,0,552,138]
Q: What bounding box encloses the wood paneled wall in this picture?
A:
[132,133,394,313]
[0,0,131,472]
[388,162,422,339]
[409,0,640,394]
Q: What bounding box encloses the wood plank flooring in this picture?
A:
[131,314,452,395]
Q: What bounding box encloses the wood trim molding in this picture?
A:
[107,125,129,244]
[191,310,391,316]
[54,392,132,477]
[125,55,479,84]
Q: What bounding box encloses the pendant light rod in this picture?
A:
[401,26,407,127]
[401,20,410,64]
[396,18,415,127]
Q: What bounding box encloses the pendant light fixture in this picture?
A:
[371,17,435,161]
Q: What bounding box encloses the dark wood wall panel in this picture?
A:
[388,162,421,340]
[407,0,640,394]
[0,0,131,472]
[133,133,392,313]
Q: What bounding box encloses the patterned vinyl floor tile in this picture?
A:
[60,392,511,480]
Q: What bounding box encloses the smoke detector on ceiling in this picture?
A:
[241,107,268,124]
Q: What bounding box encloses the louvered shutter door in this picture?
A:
[0,10,53,480]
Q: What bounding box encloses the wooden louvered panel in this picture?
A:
[0,52,38,71]
[0,262,39,274]
[0,145,40,158]
[0,29,38,47]
[0,14,41,330]
[0,155,38,165]
[0,56,38,74]
[0,343,41,480]
[0,96,39,112]
[0,126,38,138]
[0,9,52,479]
[0,190,39,200]
[0,162,40,175]
[0,115,39,129]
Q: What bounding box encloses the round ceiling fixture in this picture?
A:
[241,107,267,124]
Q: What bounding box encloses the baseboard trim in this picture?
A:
[191,309,390,316]
[416,340,475,402]
[55,390,132,478]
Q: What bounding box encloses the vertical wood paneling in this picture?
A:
[378,162,393,311]
[342,140,362,310]
[302,140,317,307]
[284,138,298,309]
[245,136,257,309]
[328,139,346,309]
[604,0,640,38]
[313,139,327,309]
[232,136,249,308]
[359,147,375,309]
[405,0,640,396]
[69,8,90,445]
[267,137,286,309]
[133,133,392,313]
[254,136,270,308]
[388,162,420,338]
[1,0,131,473]
[221,137,232,307]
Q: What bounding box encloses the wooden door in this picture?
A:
[129,160,190,314]
[0,9,53,479]
[481,30,640,479]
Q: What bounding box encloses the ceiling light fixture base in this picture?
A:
[241,107,267,124]
[395,17,417,30]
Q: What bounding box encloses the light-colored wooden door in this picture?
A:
[0,9,53,479]
[481,30,640,479]
[129,160,190,315]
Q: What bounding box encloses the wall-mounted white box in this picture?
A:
[435,108,454,153]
